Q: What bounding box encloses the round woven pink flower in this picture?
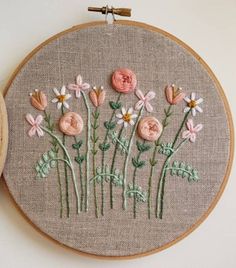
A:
[137,116,163,141]
[59,112,83,136]
[111,68,137,93]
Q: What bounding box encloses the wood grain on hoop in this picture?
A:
[3,20,234,259]
[0,92,8,176]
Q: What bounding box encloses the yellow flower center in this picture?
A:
[57,95,66,103]
[123,113,131,122]
[188,100,197,108]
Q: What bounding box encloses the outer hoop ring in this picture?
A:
[2,20,234,260]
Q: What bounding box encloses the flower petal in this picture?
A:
[145,91,155,101]
[129,120,135,125]
[184,107,190,113]
[124,121,128,128]
[117,119,124,125]
[28,126,36,137]
[182,130,191,139]
[184,96,191,103]
[135,89,145,100]
[190,133,196,143]
[191,108,196,117]
[128,107,133,114]
[63,101,69,109]
[57,102,62,109]
[116,113,123,119]
[76,75,83,86]
[35,114,43,125]
[186,119,194,132]
[25,113,35,125]
[196,106,203,113]
[81,83,90,90]
[135,100,144,111]
[67,84,79,91]
[194,124,203,132]
[145,101,153,112]
[131,113,138,119]
[121,107,126,115]
[196,98,203,105]
[75,90,81,98]
[53,88,60,96]
[191,92,196,100]
[51,98,58,103]
[36,127,44,137]
[64,94,71,100]
[61,86,66,95]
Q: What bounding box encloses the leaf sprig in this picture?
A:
[35,149,57,179]
[167,161,199,181]
[126,184,147,202]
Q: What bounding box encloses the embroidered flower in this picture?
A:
[116,107,138,128]
[112,68,137,93]
[184,92,203,116]
[137,116,163,141]
[165,84,185,105]
[182,119,203,143]
[51,86,71,110]
[67,74,90,98]
[89,86,106,107]
[135,89,155,112]
[29,89,48,111]
[59,112,83,136]
[25,114,44,137]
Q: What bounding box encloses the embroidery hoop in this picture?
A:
[0,93,8,176]
[3,20,234,259]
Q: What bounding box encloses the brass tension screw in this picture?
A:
[88,6,131,17]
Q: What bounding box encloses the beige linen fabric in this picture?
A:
[4,23,231,256]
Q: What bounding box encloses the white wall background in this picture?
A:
[0,0,235,267]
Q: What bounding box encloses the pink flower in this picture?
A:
[89,86,106,107]
[59,112,83,136]
[30,89,48,111]
[111,68,137,93]
[165,84,185,105]
[67,75,90,98]
[135,89,155,112]
[25,114,44,137]
[137,116,163,141]
[182,119,203,143]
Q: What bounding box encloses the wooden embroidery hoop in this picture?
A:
[3,20,234,259]
[0,93,8,176]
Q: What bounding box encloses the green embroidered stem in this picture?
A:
[73,137,84,212]
[81,91,91,212]
[43,110,63,218]
[156,113,189,219]
[91,108,99,218]
[172,110,190,148]
[110,126,124,209]
[122,107,143,210]
[41,126,80,214]
[132,140,146,219]
[100,93,121,215]
[147,104,173,219]
[61,107,70,217]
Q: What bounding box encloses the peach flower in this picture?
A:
[30,89,47,111]
[111,68,137,93]
[165,84,185,105]
[137,116,163,141]
[89,86,106,107]
[59,112,83,136]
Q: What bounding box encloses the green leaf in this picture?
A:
[136,141,151,152]
[35,149,57,179]
[149,159,157,166]
[126,184,147,202]
[75,155,85,164]
[109,101,121,110]
[104,121,116,130]
[168,161,200,182]
[132,157,145,168]
[159,143,174,156]
[72,140,83,149]
[99,142,110,151]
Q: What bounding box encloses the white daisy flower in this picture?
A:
[51,86,71,110]
[116,107,138,128]
[184,92,203,116]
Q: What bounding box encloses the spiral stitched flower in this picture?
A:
[29,89,48,111]
[137,116,163,141]
[116,107,138,128]
[67,74,90,98]
[184,92,203,116]
[165,84,185,105]
[182,119,203,143]
[89,86,106,107]
[59,112,83,136]
[112,68,137,93]
[25,114,44,137]
[135,89,155,112]
[51,86,71,109]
